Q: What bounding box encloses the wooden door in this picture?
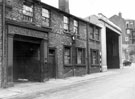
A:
[48,49,56,78]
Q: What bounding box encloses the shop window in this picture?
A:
[23,1,33,22]
[42,8,50,27]
[64,46,71,64]
[76,48,85,64]
[73,20,79,37]
[91,49,99,65]
[63,16,69,32]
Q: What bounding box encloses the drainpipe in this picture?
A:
[1,0,6,88]
[86,23,90,74]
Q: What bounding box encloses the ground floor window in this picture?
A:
[91,49,99,66]
[64,46,71,65]
[76,48,85,64]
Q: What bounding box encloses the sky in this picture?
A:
[41,0,135,19]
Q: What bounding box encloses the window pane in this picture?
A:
[77,48,85,64]
[64,16,68,23]
[74,20,78,27]
[64,47,71,64]
[42,8,49,18]
[64,24,68,30]
[91,50,99,65]
[77,49,82,64]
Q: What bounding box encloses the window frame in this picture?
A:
[73,20,79,37]
[64,46,72,65]
[63,16,69,32]
[91,49,99,66]
[90,25,94,39]
[22,1,33,22]
[41,8,50,27]
[76,48,85,65]
[94,27,100,41]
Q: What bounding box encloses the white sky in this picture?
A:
[41,0,134,19]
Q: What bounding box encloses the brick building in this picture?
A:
[86,14,122,72]
[0,0,101,88]
[110,13,135,62]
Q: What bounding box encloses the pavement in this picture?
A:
[0,65,132,99]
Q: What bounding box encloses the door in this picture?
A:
[48,49,56,78]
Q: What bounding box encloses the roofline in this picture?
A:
[98,13,122,33]
[39,1,101,28]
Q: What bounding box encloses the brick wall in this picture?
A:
[0,7,2,87]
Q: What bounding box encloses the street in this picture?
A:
[12,65,135,99]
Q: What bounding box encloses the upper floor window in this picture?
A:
[23,1,33,22]
[63,16,69,31]
[42,8,50,27]
[95,27,100,40]
[126,21,129,28]
[73,20,79,36]
[90,26,94,39]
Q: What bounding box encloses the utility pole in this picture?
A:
[1,0,6,88]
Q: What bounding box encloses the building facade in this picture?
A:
[110,13,135,62]
[0,0,101,88]
[85,13,122,71]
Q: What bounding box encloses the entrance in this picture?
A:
[48,49,56,78]
[106,28,120,68]
[13,36,41,82]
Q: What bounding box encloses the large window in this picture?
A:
[63,16,69,31]
[23,1,33,22]
[90,26,100,41]
[64,46,71,64]
[76,48,85,64]
[73,20,79,36]
[42,8,50,27]
[91,49,99,65]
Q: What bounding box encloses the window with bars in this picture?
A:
[63,16,69,31]
[73,20,79,36]
[23,2,33,22]
[42,8,50,27]
[64,46,71,64]
[91,49,99,65]
[76,48,85,64]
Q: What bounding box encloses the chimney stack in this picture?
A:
[59,0,70,13]
[119,12,122,17]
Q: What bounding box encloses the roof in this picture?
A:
[98,13,122,33]
[39,1,101,28]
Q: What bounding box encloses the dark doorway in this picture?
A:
[106,28,120,69]
[13,39,41,82]
[48,49,56,78]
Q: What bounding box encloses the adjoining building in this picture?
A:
[110,13,135,62]
[0,0,102,88]
[85,13,122,71]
